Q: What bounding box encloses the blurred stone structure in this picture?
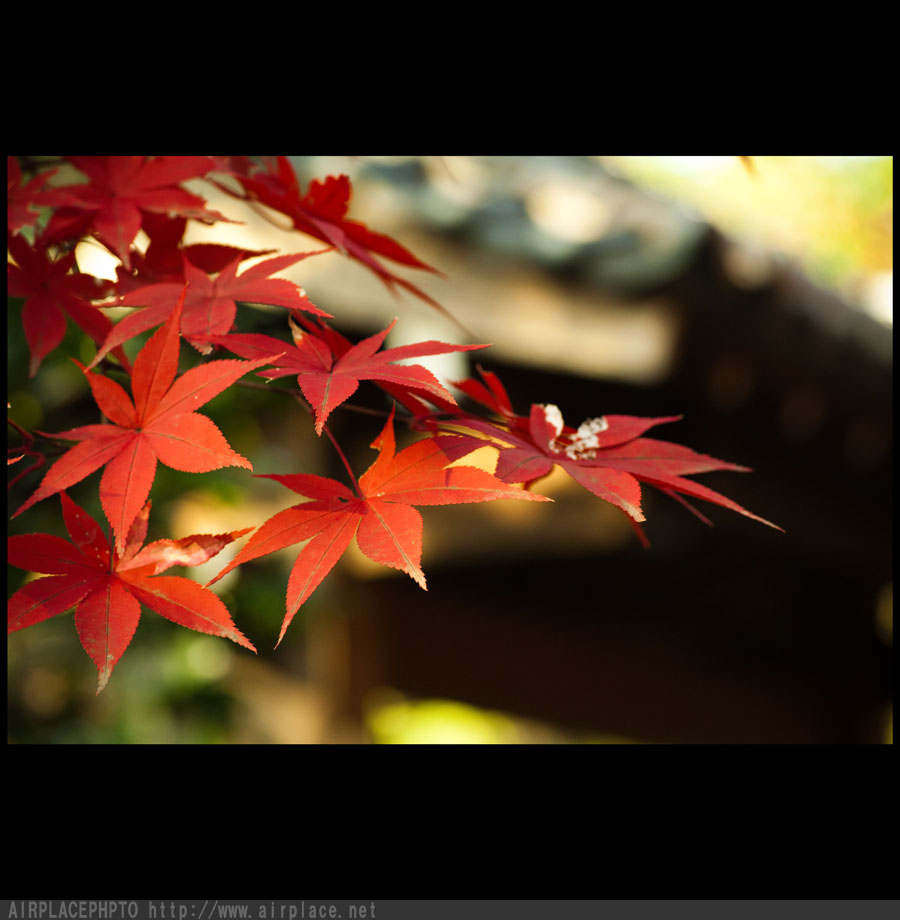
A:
[295,156,891,743]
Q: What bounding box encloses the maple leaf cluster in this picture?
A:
[426,368,782,547]
[7,155,780,693]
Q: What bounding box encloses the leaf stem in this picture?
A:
[7,454,45,491]
[322,424,362,498]
[246,197,297,233]
[280,388,362,496]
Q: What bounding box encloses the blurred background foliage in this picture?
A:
[8,155,892,744]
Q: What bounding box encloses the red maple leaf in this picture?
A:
[90,249,331,365]
[12,289,281,552]
[7,156,59,235]
[36,156,231,269]
[112,212,278,294]
[8,492,254,692]
[7,231,127,377]
[209,313,489,434]
[213,157,453,318]
[435,370,782,544]
[206,407,551,644]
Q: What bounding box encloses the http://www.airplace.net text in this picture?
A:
[5,903,377,920]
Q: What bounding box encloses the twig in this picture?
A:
[231,378,397,419]
[8,417,32,442]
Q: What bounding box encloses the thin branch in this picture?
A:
[8,417,32,442]
[231,378,397,419]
